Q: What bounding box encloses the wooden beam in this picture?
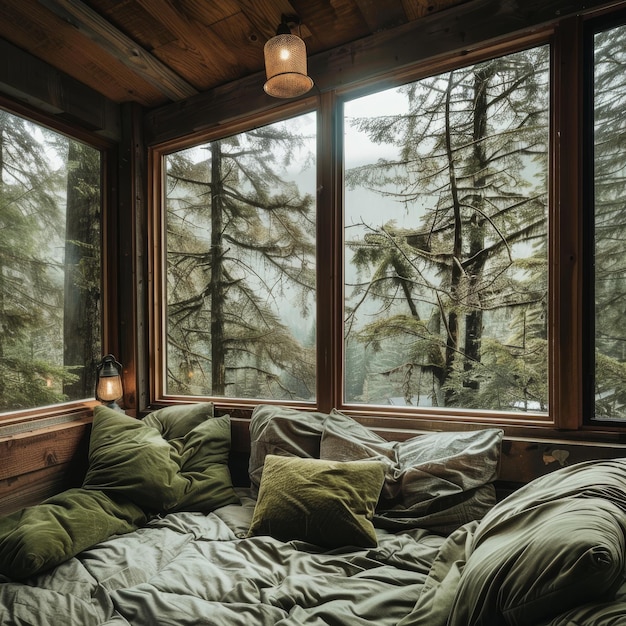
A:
[401,0,472,21]
[117,103,149,414]
[0,38,120,140]
[38,0,199,101]
[552,16,584,428]
[352,0,407,31]
[145,0,618,145]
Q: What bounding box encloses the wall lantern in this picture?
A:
[96,354,124,411]
[264,14,314,99]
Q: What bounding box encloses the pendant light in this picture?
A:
[264,15,314,99]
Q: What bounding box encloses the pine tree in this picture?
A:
[0,111,78,410]
[345,46,550,410]
[592,24,626,418]
[63,140,101,399]
[165,116,316,399]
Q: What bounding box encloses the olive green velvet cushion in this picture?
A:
[248,455,386,548]
[83,404,239,513]
[141,401,217,438]
[0,488,146,580]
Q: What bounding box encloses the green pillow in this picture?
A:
[142,401,214,439]
[248,455,385,548]
[0,488,146,580]
[83,404,239,513]
[449,497,626,626]
[176,412,240,511]
[448,459,626,626]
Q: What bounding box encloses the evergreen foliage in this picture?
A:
[593,25,626,418]
[0,111,101,411]
[165,115,316,399]
[344,46,550,411]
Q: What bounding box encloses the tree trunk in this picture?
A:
[462,65,494,389]
[0,115,5,403]
[444,73,462,400]
[63,142,101,399]
[210,141,226,394]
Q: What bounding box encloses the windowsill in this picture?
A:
[0,400,98,438]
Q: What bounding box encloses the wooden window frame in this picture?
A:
[148,102,318,410]
[0,95,117,428]
[145,2,626,441]
[580,8,626,427]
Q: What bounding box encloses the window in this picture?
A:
[0,108,102,415]
[343,46,550,414]
[162,112,317,401]
[589,20,626,421]
[150,5,626,431]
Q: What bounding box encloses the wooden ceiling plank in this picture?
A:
[233,0,297,41]
[401,0,469,21]
[289,0,370,49]
[352,0,407,31]
[0,0,163,106]
[177,0,241,26]
[208,13,265,75]
[134,0,239,78]
[37,0,198,100]
[151,40,238,90]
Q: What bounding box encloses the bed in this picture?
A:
[1,403,626,625]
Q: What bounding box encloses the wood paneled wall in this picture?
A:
[0,415,91,516]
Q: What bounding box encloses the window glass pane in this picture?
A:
[164,113,316,400]
[0,109,102,413]
[593,24,626,420]
[344,46,550,412]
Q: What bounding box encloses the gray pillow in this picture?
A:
[320,410,503,533]
[248,404,330,494]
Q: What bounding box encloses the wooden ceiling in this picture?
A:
[0,0,469,109]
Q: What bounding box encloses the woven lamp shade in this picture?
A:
[263,33,314,98]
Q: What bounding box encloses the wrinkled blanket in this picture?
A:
[399,518,626,626]
[400,459,626,626]
[0,491,445,626]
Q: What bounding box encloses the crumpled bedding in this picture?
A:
[399,458,626,626]
[398,518,626,626]
[5,457,626,626]
[0,490,445,626]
